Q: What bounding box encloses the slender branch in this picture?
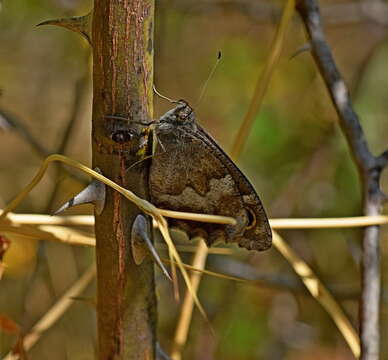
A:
[0,108,49,157]
[296,1,388,359]
[376,149,388,170]
[0,108,87,185]
[214,256,388,305]
[45,68,91,212]
[297,4,375,173]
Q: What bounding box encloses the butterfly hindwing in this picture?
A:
[149,101,272,252]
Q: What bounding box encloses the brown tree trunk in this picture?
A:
[91,1,156,359]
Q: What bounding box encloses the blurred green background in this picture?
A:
[1,0,388,359]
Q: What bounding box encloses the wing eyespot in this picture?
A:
[245,206,257,230]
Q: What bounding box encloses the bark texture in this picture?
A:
[92,1,156,359]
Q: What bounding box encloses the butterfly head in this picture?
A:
[159,100,195,125]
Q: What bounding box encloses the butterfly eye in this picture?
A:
[245,207,257,229]
[111,130,134,144]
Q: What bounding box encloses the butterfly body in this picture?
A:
[149,101,272,252]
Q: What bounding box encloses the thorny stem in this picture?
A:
[92,1,156,359]
[296,1,388,359]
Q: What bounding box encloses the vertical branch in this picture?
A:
[296,1,388,359]
[92,1,156,359]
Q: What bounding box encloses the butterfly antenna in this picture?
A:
[195,51,222,106]
[153,85,178,103]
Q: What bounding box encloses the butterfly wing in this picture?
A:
[195,124,272,251]
[149,121,272,252]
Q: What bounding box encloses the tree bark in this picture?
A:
[92,1,156,359]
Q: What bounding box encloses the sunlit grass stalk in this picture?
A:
[0,242,360,359]
[3,213,388,250]
[0,256,255,360]
[2,265,96,360]
[0,224,95,246]
[171,0,296,357]
[230,0,296,160]
[0,154,210,324]
[4,213,95,226]
[273,231,360,358]
[171,239,208,360]
[270,216,388,228]
[3,212,388,228]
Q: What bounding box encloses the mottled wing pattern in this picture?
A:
[194,124,272,251]
[149,104,271,251]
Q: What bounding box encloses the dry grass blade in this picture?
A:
[0,153,370,357]
[0,154,238,323]
[3,212,388,229]
[155,217,209,322]
[2,265,95,360]
[0,154,160,220]
[1,211,235,226]
[38,225,95,246]
[171,239,208,360]
[160,244,233,255]
[5,213,94,226]
[273,231,360,358]
[231,0,295,159]
[160,210,236,225]
[270,215,388,228]
[162,257,251,284]
[0,225,364,359]
[171,0,296,354]
[0,224,95,247]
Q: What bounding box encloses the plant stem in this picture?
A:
[92,1,156,358]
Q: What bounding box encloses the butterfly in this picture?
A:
[148,100,272,252]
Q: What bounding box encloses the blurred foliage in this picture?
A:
[0,0,388,359]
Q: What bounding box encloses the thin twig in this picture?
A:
[0,109,87,185]
[211,256,388,305]
[296,1,388,358]
[0,109,49,157]
[45,66,91,212]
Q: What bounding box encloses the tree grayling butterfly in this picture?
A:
[148,100,272,252]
